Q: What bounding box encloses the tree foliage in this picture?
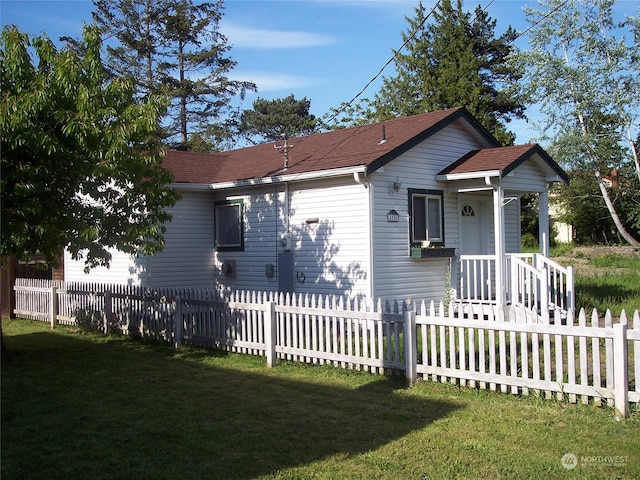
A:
[92,0,256,150]
[511,0,640,245]
[373,0,524,145]
[0,25,179,269]
[553,168,639,244]
[239,94,317,144]
[321,98,377,130]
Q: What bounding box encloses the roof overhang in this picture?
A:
[435,170,502,182]
[170,165,368,191]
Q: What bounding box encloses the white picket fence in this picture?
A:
[13,278,639,418]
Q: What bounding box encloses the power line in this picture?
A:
[513,0,570,42]
[333,0,569,124]
[321,0,443,129]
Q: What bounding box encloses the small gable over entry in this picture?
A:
[436,144,569,306]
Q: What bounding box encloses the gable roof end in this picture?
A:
[436,144,569,183]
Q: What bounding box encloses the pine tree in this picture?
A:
[239,94,317,144]
[374,0,523,145]
[92,0,168,98]
[92,0,256,150]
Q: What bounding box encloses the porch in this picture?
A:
[456,253,575,319]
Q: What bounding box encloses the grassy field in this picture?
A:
[550,245,640,314]
[2,319,639,480]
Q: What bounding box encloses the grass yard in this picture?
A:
[550,245,640,314]
[2,319,639,480]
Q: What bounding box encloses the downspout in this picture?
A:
[284,182,290,233]
[353,171,368,188]
[353,171,373,299]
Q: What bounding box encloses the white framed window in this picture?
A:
[409,189,444,245]
[215,200,243,250]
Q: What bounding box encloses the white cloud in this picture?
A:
[220,21,337,49]
[230,71,326,91]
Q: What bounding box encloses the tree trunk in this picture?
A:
[179,39,187,145]
[594,169,640,246]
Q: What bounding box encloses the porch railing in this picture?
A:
[459,255,496,304]
[458,254,574,318]
[507,254,574,317]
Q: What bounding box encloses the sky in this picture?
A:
[1,0,637,145]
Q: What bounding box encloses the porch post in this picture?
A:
[538,189,550,257]
[492,183,506,309]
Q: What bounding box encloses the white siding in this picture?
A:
[504,196,521,253]
[146,190,216,287]
[213,180,370,298]
[369,123,484,302]
[64,190,216,287]
[502,162,548,192]
[501,161,549,254]
[214,186,280,292]
[290,178,370,298]
[64,248,145,285]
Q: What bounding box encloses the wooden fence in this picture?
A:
[13,278,639,419]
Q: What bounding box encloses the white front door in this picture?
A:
[459,197,492,301]
[460,198,488,255]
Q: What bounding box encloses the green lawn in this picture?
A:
[549,247,640,314]
[575,253,640,314]
[2,319,639,479]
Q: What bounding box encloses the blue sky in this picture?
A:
[1,0,637,144]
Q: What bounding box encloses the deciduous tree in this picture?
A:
[0,25,179,269]
[511,0,639,245]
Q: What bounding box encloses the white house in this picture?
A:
[64,107,570,308]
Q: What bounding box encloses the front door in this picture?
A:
[460,198,488,255]
[459,197,492,301]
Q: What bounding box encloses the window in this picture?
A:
[215,200,243,250]
[461,204,475,216]
[408,189,444,245]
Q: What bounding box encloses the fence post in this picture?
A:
[173,296,182,349]
[404,308,417,385]
[509,258,518,309]
[539,265,549,319]
[613,322,629,420]
[50,285,58,329]
[103,289,112,335]
[566,265,575,312]
[265,301,277,368]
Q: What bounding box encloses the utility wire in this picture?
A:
[514,0,570,42]
[320,0,442,129]
[285,0,563,176]
[330,0,569,127]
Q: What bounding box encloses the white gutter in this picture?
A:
[435,170,501,182]
[353,171,369,188]
[170,165,367,191]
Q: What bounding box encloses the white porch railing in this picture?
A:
[459,255,496,304]
[458,254,575,318]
